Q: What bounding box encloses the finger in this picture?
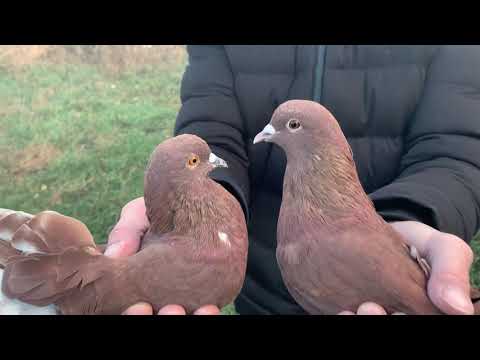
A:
[426,233,474,315]
[391,312,406,315]
[338,311,355,315]
[120,197,150,231]
[104,228,143,258]
[193,305,221,315]
[356,302,387,315]
[105,197,150,258]
[389,221,436,255]
[157,304,187,315]
[108,197,150,247]
[122,302,154,315]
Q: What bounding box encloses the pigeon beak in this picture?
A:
[253,124,276,144]
[209,153,228,168]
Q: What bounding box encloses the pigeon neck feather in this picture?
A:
[149,177,234,250]
[283,143,379,225]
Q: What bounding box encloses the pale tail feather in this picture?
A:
[0,268,58,315]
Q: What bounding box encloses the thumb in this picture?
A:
[105,227,143,258]
[105,197,150,258]
[426,233,474,315]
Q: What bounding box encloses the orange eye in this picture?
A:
[187,154,200,169]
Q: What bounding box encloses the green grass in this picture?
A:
[471,238,480,288]
[1,59,479,315]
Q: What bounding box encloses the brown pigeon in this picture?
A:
[253,99,480,315]
[0,134,248,315]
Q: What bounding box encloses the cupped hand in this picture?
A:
[337,221,475,315]
[105,197,220,315]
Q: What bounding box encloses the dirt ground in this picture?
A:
[0,45,187,74]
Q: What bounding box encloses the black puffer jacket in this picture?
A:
[174,45,480,315]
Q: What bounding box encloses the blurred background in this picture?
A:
[0,45,186,242]
[1,45,479,296]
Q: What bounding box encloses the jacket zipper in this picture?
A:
[313,45,327,102]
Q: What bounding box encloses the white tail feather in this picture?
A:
[11,239,43,254]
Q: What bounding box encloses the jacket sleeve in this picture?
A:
[174,45,250,220]
[370,45,480,242]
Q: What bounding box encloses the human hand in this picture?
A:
[337,221,475,315]
[105,197,220,315]
[121,303,221,315]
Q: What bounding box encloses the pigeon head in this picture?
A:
[253,100,352,162]
[144,134,228,232]
[254,100,363,213]
[146,134,227,185]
